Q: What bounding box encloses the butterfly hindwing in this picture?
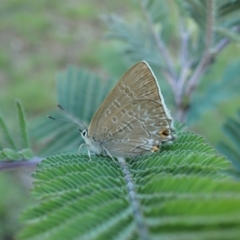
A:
[88,61,174,157]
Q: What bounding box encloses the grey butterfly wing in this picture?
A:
[101,100,174,157]
[88,61,175,157]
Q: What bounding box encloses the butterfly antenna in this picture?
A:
[48,115,82,127]
[48,104,88,131]
[57,104,83,125]
[57,104,65,112]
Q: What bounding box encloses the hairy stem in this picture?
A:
[179,19,189,72]
[213,26,240,53]
[118,157,149,240]
[185,0,215,96]
[140,0,177,82]
[0,157,42,171]
[175,19,191,121]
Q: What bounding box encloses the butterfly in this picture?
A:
[71,61,175,158]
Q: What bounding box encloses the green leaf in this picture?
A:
[18,149,34,160]
[31,67,115,156]
[189,61,240,123]
[215,26,240,43]
[104,15,165,68]
[2,148,21,161]
[19,130,240,240]
[182,0,208,29]
[217,110,240,172]
[0,111,16,150]
[182,0,240,34]
[0,101,34,162]
[0,151,6,160]
[218,143,240,172]
[16,99,31,148]
[103,0,240,126]
[216,0,240,33]
[57,66,114,123]
[217,0,240,16]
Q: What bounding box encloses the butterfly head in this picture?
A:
[79,128,103,155]
[80,129,87,138]
[79,129,89,141]
[79,128,91,148]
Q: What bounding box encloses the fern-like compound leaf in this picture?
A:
[19,130,240,240]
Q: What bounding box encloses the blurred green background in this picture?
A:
[0,0,134,116]
[0,0,240,239]
[0,1,132,239]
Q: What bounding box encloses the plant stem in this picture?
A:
[140,0,177,82]
[118,157,149,240]
[213,26,240,53]
[0,157,42,171]
[175,0,216,122]
[185,0,215,96]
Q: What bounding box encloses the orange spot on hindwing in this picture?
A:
[152,146,159,152]
[159,129,170,137]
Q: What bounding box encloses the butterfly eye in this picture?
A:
[82,130,87,137]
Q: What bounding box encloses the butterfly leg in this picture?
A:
[77,143,93,161]
[103,147,116,162]
[77,143,86,154]
[87,150,92,161]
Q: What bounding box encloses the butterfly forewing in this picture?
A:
[88,61,174,157]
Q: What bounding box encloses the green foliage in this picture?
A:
[215,27,240,43]
[16,100,31,148]
[0,0,133,115]
[105,0,240,65]
[31,66,115,156]
[19,124,240,240]
[104,0,240,122]
[0,110,16,150]
[189,60,240,123]
[0,100,33,160]
[180,0,240,29]
[0,172,31,240]
[1,1,239,239]
[217,110,240,177]
[178,0,240,44]
[104,15,163,68]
